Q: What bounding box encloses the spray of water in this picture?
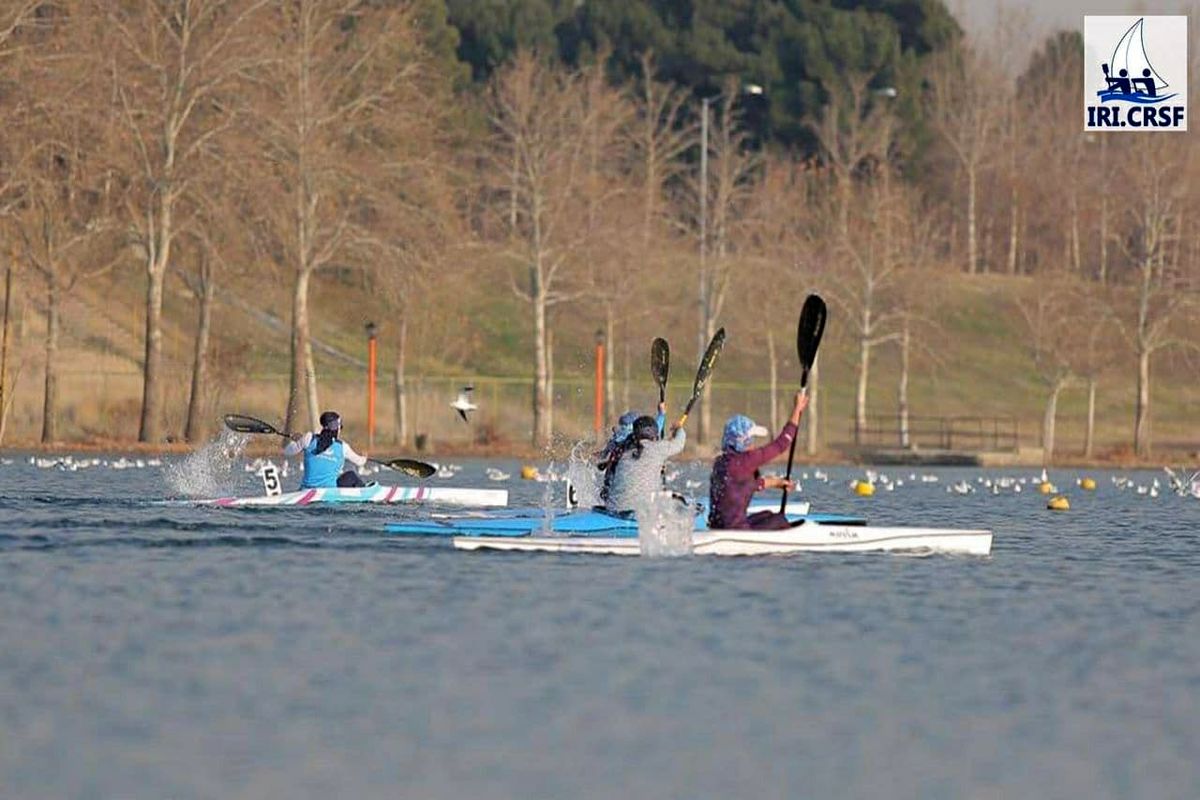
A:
[637,491,694,557]
[164,430,250,498]
[564,439,601,509]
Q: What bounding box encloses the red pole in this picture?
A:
[594,332,605,436]
[366,322,377,449]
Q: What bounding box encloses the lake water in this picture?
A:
[1,453,1197,799]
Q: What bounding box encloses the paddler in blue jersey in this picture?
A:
[282,411,369,488]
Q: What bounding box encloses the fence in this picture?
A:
[851,414,1020,452]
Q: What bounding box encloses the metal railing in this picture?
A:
[851,414,1020,452]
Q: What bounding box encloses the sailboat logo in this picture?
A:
[1097,18,1176,104]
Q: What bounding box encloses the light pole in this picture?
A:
[365,321,377,449]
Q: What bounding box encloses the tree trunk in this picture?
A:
[805,359,819,456]
[898,320,910,449]
[621,333,630,411]
[0,263,12,444]
[855,330,870,446]
[1134,347,1151,457]
[304,329,319,431]
[1084,377,1096,458]
[285,269,313,433]
[41,280,60,444]
[604,305,614,430]
[966,164,977,275]
[393,315,408,446]
[184,269,215,443]
[767,328,778,434]
[1042,379,1063,462]
[138,265,166,441]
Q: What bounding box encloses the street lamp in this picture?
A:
[699,82,765,356]
[365,321,377,449]
[594,328,605,438]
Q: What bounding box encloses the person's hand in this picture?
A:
[789,391,809,424]
[657,401,666,415]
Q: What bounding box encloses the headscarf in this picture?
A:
[721,415,769,453]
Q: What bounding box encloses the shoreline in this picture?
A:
[2,437,1194,470]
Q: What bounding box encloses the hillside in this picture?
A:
[2,262,1197,463]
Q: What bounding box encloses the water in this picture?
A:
[1,456,1198,799]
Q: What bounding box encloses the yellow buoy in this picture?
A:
[853,480,875,497]
[1080,477,1097,491]
[1038,481,1055,495]
[520,465,540,481]
[1047,495,1070,511]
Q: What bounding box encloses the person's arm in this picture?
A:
[660,425,686,457]
[341,442,368,468]
[282,432,312,457]
[655,402,666,437]
[729,393,809,476]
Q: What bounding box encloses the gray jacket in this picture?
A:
[603,428,687,513]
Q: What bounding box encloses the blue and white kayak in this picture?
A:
[453,524,993,556]
[384,502,868,539]
[191,485,509,508]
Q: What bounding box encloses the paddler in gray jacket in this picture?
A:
[601,415,686,514]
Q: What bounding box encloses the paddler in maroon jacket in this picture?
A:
[707,392,809,530]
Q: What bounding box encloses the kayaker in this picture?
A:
[601,414,686,514]
[282,410,368,489]
[595,403,667,471]
[708,392,808,530]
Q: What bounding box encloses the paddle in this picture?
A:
[675,327,726,429]
[780,294,827,514]
[651,337,670,404]
[222,414,437,479]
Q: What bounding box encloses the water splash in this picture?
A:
[637,491,694,558]
[164,431,249,498]
[565,440,601,509]
[540,459,558,534]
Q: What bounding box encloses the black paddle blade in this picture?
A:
[379,458,437,479]
[677,327,727,425]
[694,327,726,396]
[223,414,281,436]
[796,295,827,388]
[651,337,670,400]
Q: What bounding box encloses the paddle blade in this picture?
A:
[223,414,281,436]
[379,458,437,479]
[677,327,726,426]
[796,295,827,388]
[651,337,670,400]
[694,327,726,396]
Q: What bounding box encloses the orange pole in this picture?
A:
[367,334,377,448]
[594,339,604,436]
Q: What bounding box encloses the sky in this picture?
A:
[953,0,1195,38]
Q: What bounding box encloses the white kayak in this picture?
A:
[193,485,508,508]
[452,523,992,556]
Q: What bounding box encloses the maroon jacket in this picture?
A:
[707,422,797,530]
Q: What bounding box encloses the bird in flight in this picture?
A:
[451,386,477,423]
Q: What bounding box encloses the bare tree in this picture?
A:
[489,54,596,446]
[249,0,433,433]
[926,43,1005,274]
[1110,138,1195,457]
[8,94,122,442]
[104,0,266,441]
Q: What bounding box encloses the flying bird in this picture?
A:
[451,386,477,423]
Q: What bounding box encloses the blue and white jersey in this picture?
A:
[283,432,367,489]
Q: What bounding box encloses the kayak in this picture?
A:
[383,502,869,539]
[453,524,993,556]
[191,485,509,508]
